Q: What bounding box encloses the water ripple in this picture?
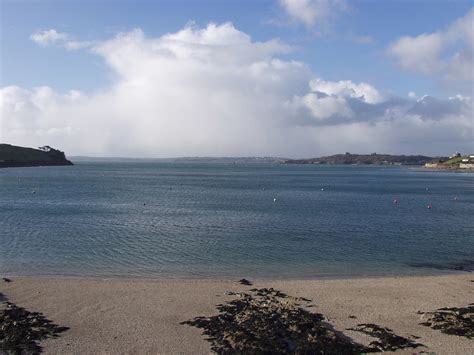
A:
[1,162,473,278]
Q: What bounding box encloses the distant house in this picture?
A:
[461,154,474,169]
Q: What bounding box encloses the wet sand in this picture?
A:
[1,274,472,354]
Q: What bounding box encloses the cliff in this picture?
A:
[0,144,73,168]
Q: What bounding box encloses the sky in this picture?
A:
[1,0,473,158]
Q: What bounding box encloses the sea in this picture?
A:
[1,161,473,279]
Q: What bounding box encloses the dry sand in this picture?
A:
[1,274,472,354]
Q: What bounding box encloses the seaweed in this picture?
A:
[0,293,69,354]
[418,304,474,338]
[347,323,424,352]
[182,288,372,354]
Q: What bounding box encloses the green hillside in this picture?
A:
[440,156,463,165]
[283,153,441,166]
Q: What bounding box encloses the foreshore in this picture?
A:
[1,274,472,354]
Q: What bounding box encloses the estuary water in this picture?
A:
[1,161,473,279]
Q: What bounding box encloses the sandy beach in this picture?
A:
[1,273,472,354]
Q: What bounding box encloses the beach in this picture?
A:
[3,0,474,352]
[1,273,472,354]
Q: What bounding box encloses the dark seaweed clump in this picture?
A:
[238,279,252,286]
[182,287,421,354]
[418,304,474,338]
[347,324,424,352]
[0,293,69,354]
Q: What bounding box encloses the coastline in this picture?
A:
[1,265,468,281]
[2,274,472,354]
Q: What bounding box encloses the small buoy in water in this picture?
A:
[426,188,429,191]
[393,199,398,204]
[273,197,277,203]
[321,188,324,191]
[143,202,146,206]
[426,204,432,209]
[454,196,458,201]
[32,190,36,194]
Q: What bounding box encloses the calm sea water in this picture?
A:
[1,161,473,279]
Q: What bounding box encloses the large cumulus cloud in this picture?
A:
[1,23,473,157]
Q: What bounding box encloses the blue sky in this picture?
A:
[2,0,471,95]
[1,0,473,157]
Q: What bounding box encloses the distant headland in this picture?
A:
[0,144,73,168]
[282,152,474,170]
[282,153,441,166]
[424,152,474,170]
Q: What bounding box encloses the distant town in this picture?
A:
[424,152,474,170]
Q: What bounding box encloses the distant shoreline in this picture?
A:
[418,167,474,173]
[282,153,445,166]
[3,267,467,281]
[0,161,74,169]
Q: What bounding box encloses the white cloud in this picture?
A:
[64,40,95,50]
[30,28,94,50]
[303,93,353,120]
[278,0,347,29]
[387,33,444,75]
[309,78,384,104]
[30,29,68,46]
[287,80,472,129]
[2,23,473,157]
[387,8,474,93]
